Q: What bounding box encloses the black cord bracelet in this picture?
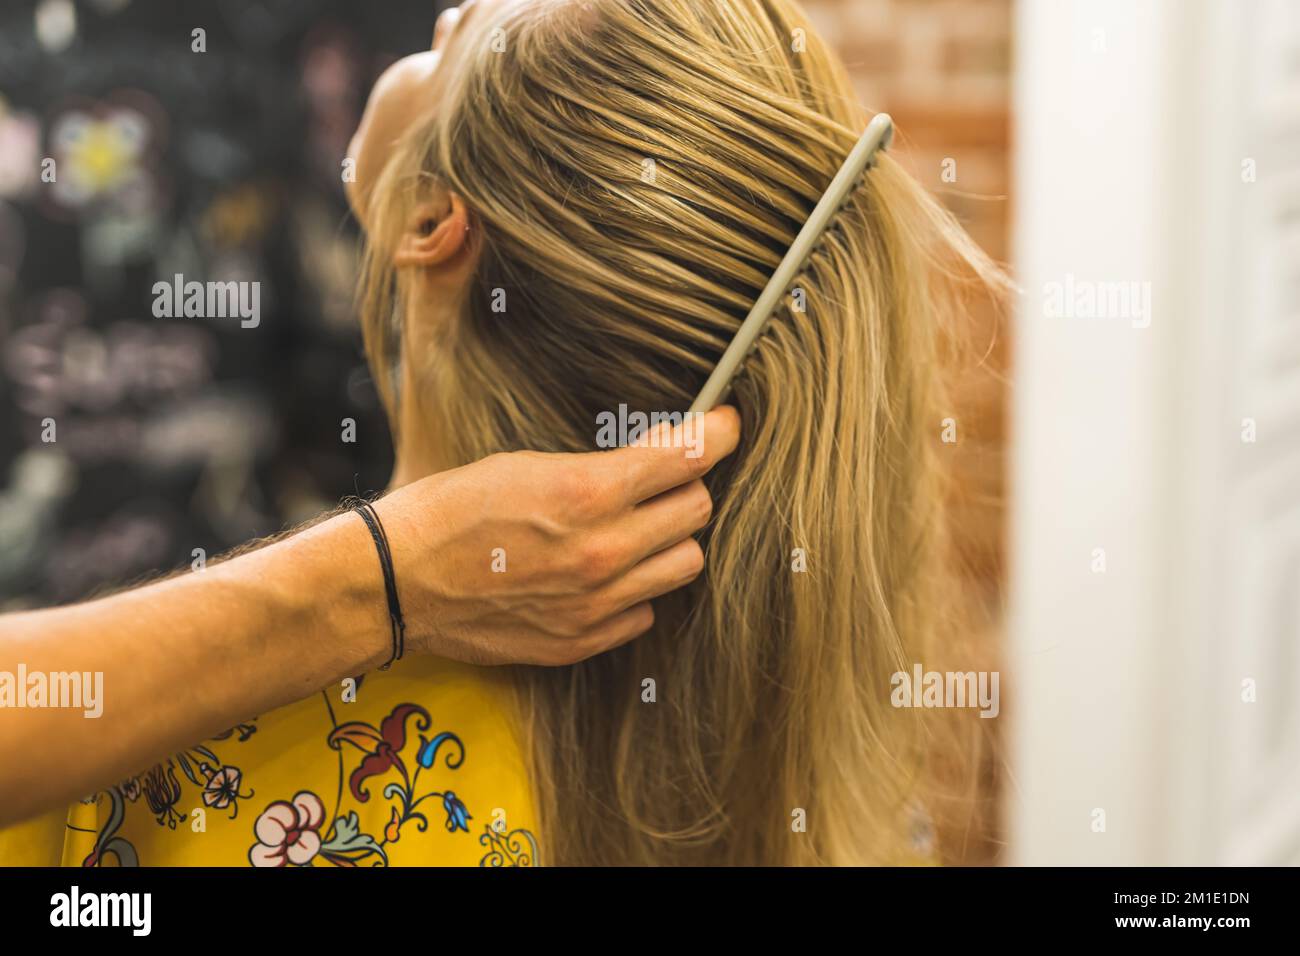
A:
[350,498,406,670]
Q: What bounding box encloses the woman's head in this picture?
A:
[351,0,1004,864]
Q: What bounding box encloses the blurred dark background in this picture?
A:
[0,0,1013,623]
[0,0,439,607]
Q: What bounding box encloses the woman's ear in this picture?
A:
[393,192,472,269]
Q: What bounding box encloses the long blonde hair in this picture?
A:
[361,0,1006,865]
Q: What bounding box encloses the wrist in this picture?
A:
[293,511,395,675]
[369,478,451,657]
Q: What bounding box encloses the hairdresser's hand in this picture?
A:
[374,406,740,665]
[0,407,738,825]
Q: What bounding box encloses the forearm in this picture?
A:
[0,511,389,826]
[0,410,742,826]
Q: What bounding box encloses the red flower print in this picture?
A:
[328,703,430,803]
[249,791,326,867]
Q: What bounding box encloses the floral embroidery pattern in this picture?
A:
[81,787,138,868]
[242,702,478,867]
[137,745,254,828]
[330,704,470,837]
[249,791,327,867]
[203,766,251,813]
[79,727,257,866]
[478,824,540,867]
[140,763,184,828]
[74,695,541,867]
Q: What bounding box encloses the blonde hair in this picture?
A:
[361,0,1007,865]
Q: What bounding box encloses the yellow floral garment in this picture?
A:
[0,656,540,867]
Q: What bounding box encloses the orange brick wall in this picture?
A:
[811,0,1013,606]
[811,0,1013,862]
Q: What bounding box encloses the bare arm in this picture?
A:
[0,407,740,825]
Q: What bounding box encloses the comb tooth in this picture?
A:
[688,114,894,413]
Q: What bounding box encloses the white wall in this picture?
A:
[1008,0,1300,865]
